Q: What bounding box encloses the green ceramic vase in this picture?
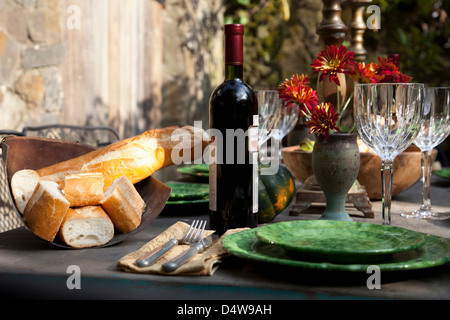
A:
[312,133,360,221]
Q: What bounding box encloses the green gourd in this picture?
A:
[258,165,296,223]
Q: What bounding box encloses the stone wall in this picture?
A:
[161,0,224,130]
[0,0,64,131]
[0,0,323,136]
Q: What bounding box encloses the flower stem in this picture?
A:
[336,84,340,113]
[300,105,311,119]
[336,84,341,128]
[341,91,354,114]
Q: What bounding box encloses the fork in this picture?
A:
[135,220,207,268]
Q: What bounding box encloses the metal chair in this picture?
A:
[2,124,120,147]
[0,124,121,233]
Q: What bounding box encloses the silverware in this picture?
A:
[162,231,220,273]
[135,220,207,268]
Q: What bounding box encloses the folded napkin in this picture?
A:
[117,221,246,276]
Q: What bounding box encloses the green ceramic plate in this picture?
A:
[434,168,450,179]
[177,166,209,180]
[166,197,209,205]
[222,228,450,272]
[255,220,426,263]
[191,163,209,173]
[165,182,209,205]
[166,182,209,201]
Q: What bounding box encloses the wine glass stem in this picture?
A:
[421,150,433,211]
[381,160,393,225]
[273,137,282,159]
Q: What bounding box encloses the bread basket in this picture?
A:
[1,136,171,249]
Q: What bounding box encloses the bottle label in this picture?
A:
[209,115,259,214]
[248,124,258,153]
[249,115,259,214]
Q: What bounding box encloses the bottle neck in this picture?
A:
[225,64,243,80]
[224,24,244,81]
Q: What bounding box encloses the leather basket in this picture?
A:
[1,136,171,249]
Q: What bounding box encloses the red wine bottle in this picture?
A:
[209,24,259,235]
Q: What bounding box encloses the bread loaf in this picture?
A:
[11,169,40,214]
[101,175,145,233]
[63,172,104,207]
[23,180,70,242]
[36,125,210,190]
[59,206,114,248]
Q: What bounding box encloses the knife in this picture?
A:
[162,232,220,273]
[135,238,178,268]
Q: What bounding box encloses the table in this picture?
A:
[0,173,449,301]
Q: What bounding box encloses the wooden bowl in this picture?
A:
[1,136,171,248]
[358,145,437,200]
[282,145,435,200]
[281,146,313,184]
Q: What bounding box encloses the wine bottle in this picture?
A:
[209,24,259,235]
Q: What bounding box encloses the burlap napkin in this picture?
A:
[117,221,246,276]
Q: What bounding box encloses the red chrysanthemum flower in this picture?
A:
[278,74,311,89]
[278,74,319,115]
[349,58,412,84]
[310,45,355,86]
[372,57,412,83]
[306,102,340,139]
[396,72,413,83]
[349,62,379,83]
[373,57,398,82]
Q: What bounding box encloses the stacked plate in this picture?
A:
[434,168,450,180]
[166,182,209,205]
[177,164,209,181]
[222,220,450,272]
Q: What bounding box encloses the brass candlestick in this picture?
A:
[316,0,348,47]
[348,0,372,62]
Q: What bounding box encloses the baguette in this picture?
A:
[23,180,70,242]
[63,172,104,207]
[11,169,41,214]
[101,175,145,233]
[36,125,210,190]
[59,206,114,248]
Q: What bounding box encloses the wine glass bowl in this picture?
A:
[256,90,282,147]
[413,87,450,153]
[354,83,424,224]
[401,87,450,220]
[355,84,424,162]
[272,102,299,142]
[256,90,298,162]
[272,101,299,159]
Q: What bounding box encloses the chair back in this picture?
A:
[22,124,120,147]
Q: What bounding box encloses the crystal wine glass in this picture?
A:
[354,83,424,225]
[401,87,450,220]
[271,100,299,159]
[256,90,282,148]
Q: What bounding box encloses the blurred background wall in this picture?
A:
[0,0,448,164]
